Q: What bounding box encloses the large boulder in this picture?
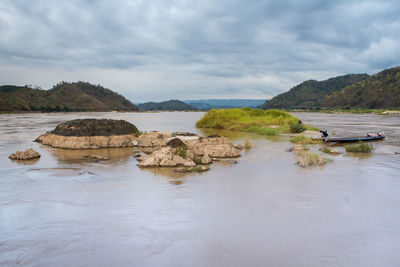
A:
[35,119,140,149]
[50,119,139,136]
[9,148,41,160]
[187,136,240,158]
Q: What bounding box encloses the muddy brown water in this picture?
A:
[0,112,399,266]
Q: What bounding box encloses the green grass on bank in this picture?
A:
[345,143,373,153]
[196,108,317,136]
[290,135,321,144]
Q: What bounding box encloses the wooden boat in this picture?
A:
[324,135,385,143]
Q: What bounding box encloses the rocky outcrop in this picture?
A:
[35,118,241,173]
[136,135,241,172]
[50,119,139,136]
[35,133,139,149]
[9,148,41,160]
[35,119,140,149]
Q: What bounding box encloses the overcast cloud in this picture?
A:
[0,0,399,101]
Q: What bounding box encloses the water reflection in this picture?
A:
[343,152,373,160]
[199,128,285,142]
[49,147,136,164]
[140,167,189,185]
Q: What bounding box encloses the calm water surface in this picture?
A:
[0,112,399,267]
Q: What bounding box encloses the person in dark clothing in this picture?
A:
[320,130,329,141]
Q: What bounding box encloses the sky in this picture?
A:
[0,0,399,102]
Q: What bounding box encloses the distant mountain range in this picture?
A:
[0,82,138,112]
[138,100,197,111]
[2,66,399,113]
[262,74,369,109]
[184,99,266,110]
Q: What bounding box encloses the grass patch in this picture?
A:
[196,108,319,136]
[244,125,285,136]
[345,143,373,153]
[196,108,299,130]
[322,147,333,154]
[290,135,321,145]
[297,151,325,167]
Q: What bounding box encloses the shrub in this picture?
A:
[290,122,306,133]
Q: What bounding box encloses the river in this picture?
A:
[1,112,399,266]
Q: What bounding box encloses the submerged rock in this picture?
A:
[9,148,41,160]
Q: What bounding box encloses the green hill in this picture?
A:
[0,82,138,112]
[323,67,400,109]
[262,74,369,110]
[138,100,197,111]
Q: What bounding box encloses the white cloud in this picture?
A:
[1,0,399,101]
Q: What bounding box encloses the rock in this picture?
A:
[395,152,400,155]
[9,148,41,160]
[172,155,196,167]
[49,118,139,137]
[235,144,243,150]
[187,136,240,158]
[329,149,342,155]
[287,144,306,152]
[137,156,159,168]
[166,138,186,148]
[188,165,210,172]
[185,150,195,160]
[172,132,198,137]
[159,158,178,167]
[35,119,140,149]
[212,158,238,164]
[133,151,144,158]
[201,154,212,164]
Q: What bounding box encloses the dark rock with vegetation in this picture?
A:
[323,67,400,109]
[0,81,138,112]
[50,119,139,137]
[262,74,369,110]
[35,119,140,149]
[138,100,197,111]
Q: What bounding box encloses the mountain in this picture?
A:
[185,99,266,110]
[262,74,369,110]
[0,82,138,112]
[138,100,197,111]
[323,67,400,109]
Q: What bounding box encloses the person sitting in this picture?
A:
[320,130,329,141]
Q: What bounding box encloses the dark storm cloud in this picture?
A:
[0,0,399,101]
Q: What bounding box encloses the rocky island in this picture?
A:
[35,118,242,173]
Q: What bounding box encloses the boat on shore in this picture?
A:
[313,130,386,143]
[323,135,385,143]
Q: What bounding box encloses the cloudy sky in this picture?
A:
[0,0,399,102]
